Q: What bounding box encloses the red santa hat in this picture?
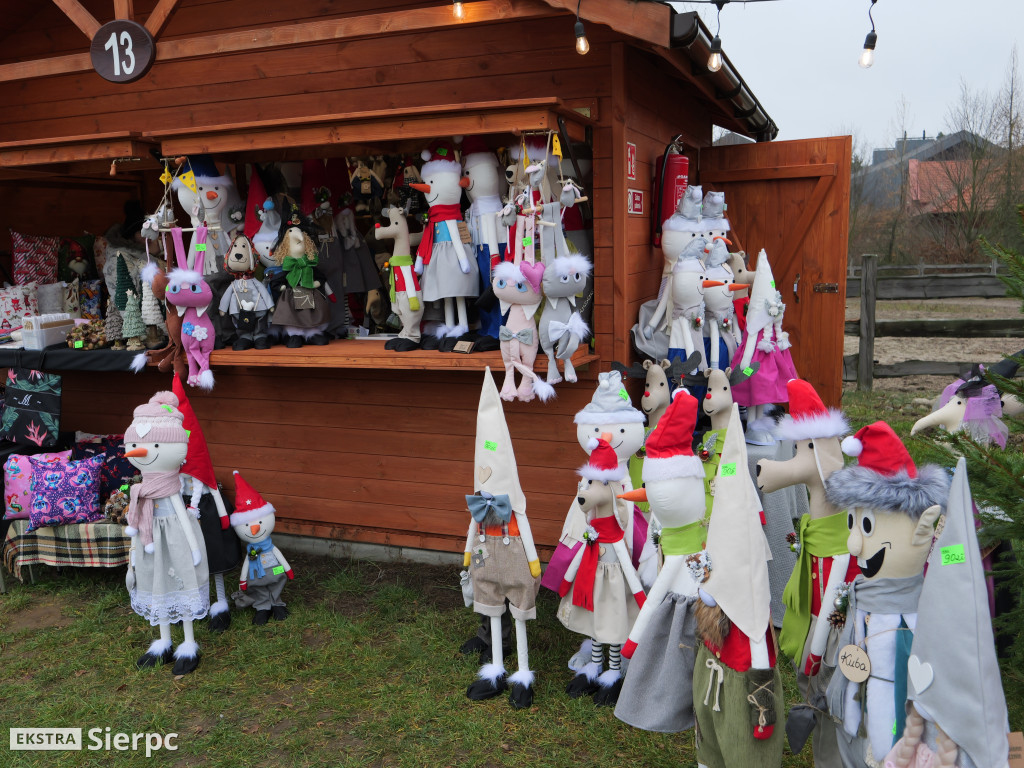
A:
[420,139,461,177]
[172,376,216,489]
[461,135,497,172]
[826,420,950,518]
[300,159,331,217]
[508,138,556,167]
[229,470,275,527]
[579,437,626,483]
[773,379,849,442]
[243,164,268,240]
[642,389,704,482]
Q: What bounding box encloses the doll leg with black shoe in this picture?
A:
[593,644,625,706]
[507,616,535,709]
[467,613,508,700]
[172,619,201,675]
[137,623,174,668]
[208,573,231,632]
[567,639,603,697]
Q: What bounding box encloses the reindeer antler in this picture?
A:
[668,352,702,384]
[727,361,760,386]
[610,361,647,380]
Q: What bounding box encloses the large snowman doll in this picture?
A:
[123,391,210,675]
[172,155,242,277]
[411,140,480,351]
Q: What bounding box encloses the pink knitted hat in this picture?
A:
[124,391,190,444]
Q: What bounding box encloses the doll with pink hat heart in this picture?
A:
[490,259,554,403]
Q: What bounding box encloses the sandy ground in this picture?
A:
[844,298,1023,393]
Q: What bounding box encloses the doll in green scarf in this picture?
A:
[269,221,336,349]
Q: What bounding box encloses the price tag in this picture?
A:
[720,463,736,476]
[484,440,498,452]
[522,237,533,247]
[742,367,753,376]
[195,244,207,252]
[74,341,84,349]
[1007,731,1024,768]
[941,544,965,565]
[619,388,629,402]
[272,565,285,576]
[838,644,871,683]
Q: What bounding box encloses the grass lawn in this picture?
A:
[0,386,1020,766]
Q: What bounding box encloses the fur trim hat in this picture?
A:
[125,391,189,445]
[579,437,625,482]
[460,135,498,172]
[574,371,645,425]
[642,389,704,482]
[703,236,731,268]
[229,470,275,527]
[420,140,461,178]
[773,379,849,441]
[826,421,950,517]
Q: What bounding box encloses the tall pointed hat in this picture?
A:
[474,367,526,515]
[906,458,1008,768]
[172,375,216,490]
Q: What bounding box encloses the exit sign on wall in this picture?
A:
[627,189,645,215]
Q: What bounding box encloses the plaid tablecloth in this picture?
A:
[2,518,130,582]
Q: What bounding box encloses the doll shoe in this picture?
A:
[459,636,487,656]
[171,644,201,676]
[470,334,500,353]
[254,337,272,350]
[270,605,289,621]
[592,674,624,707]
[207,611,231,633]
[466,673,507,701]
[420,334,440,351]
[284,336,304,349]
[252,609,272,626]
[508,681,534,710]
[385,337,420,352]
[309,334,330,346]
[233,338,255,351]
[437,336,460,353]
[136,645,174,669]
[565,672,601,698]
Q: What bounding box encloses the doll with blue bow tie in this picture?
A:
[463,368,543,709]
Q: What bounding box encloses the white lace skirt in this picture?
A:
[129,513,210,626]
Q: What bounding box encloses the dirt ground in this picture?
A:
[844,297,1024,393]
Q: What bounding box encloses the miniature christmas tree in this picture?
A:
[140,279,166,331]
[105,297,125,349]
[121,290,146,351]
[114,253,132,312]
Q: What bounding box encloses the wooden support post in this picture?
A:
[857,254,877,392]
[114,0,134,19]
[51,0,102,39]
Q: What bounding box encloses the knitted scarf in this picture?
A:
[126,472,183,552]
[246,537,275,579]
[573,515,625,612]
[415,204,462,266]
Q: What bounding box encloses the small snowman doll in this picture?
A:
[123,391,209,675]
[230,470,294,625]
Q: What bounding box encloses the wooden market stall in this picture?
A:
[0,0,850,556]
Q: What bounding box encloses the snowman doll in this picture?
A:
[230,470,294,625]
[172,155,242,276]
[123,391,209,675]
[411,140,480,351]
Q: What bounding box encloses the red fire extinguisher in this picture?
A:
[652,135,690,248]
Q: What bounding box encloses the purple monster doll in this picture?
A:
[165,227,216,390]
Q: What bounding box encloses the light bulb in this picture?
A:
[574,20,590,55]
[707,35,723,73]
[453,1,464,19]
[859,30,877,69]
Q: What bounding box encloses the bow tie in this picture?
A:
[466,492,512,524]
[499,327,533,344]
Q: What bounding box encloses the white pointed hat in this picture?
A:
[574,370,645,425]
[744,250,782,335]
[702,405,772,639]
[906,458,1008,768]
[475,368,526,515]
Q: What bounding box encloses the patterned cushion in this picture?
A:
[72,435,139,500]
[79,279,103,320]
[0,284,40,329]
[36,282,66,314]
[27,453,104,530]
[3,450,72,520]
[11,230,59,285]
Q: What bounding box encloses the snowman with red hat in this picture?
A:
[230,471,294,625]
[412,139,480,351]
[824,422,950,768]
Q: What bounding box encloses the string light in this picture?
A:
[453,1,464,20]
[574,0,590,55]
[707,2,724,72]
[859,0,878,68]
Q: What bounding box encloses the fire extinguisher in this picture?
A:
[651,135,690,248]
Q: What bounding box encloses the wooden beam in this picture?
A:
[0,138,156,168]
[114,0,134,20]
[539,0,671,48]
[845,317,1024,339]
[51,0,101,40]
[144,0,180,38]
[701,164,838,184]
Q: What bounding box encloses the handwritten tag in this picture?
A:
[522,237,533,247]
[770,280,775,288]
[941,544,965,565]
[720,463,736,476]
[484,440,498,452]
[1007,731,1024,768]
[838,644,871,683]
[74,340,84,348]
[272,565,285,576]
[619,388,629,402]
[742,366,753,376]
[195,244,207,252]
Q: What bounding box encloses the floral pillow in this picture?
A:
[3,449,71,520]
[11,230,59,285]
[0,283,40,329]
[27,453,104,530]
[72,435,139,500]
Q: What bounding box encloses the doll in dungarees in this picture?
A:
[219,234,274,351]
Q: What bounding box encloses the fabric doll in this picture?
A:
[614,388,707,732]
[350,159,384,214]
[411,140,480,351]
[231,470,294,625]
[692,405,783,767]
[824,422,950,768]
[326,157,381,324]
[164,228,216,389]
[375,205,424,352]
[123,391,209,675]
[557,437,647,706]
[491,260,554,403]
[731,250,798,432]
[218,234,274,351]
[131,259,187,379]
[755,379,856,767]
[662,237,714,371]
[269,220,336,348]
[172,155,241,276]
[252,198,282,264]
[910,367,1008,447]
[463,368,542,709]
[538,253,591,385]
[701,236,744,370]
[884,458,1009,768]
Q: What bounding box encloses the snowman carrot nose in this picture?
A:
[250,524,261,535]
[713,236,733,246]
[703,280,725,288]
[124,448,148,458]
[618,488,648,502]
[459,176,472,188]
[727,283,749,291]
[600,431,613,442]
[409,183,430,193]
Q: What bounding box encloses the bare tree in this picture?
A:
[992,46,1024,252]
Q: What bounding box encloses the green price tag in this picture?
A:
[437,148,448,156]
[272,565,285,576]
[770,280,775,288]
[74,340,83,348]
[721,463,737,476]
[619,388,629,402]
[195,244,207,252]
[161,404,174,413]
[484,440,497,452]
[522,237,533,247]
[120,484,129,492]
[742,366,753,376]
[941,544,965,565]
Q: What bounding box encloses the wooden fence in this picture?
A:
[845,259,1009,300]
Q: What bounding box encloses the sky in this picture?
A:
[668,1,1022,153]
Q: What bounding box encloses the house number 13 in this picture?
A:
[90,20,155,84]
[103,30,136,77]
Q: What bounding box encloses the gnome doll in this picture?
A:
[218,234,275,351]
[614,388,708,733]
[755,378,856,766]
[231,471,294,625]
[556,437,647,707]
[692,405,784,767]
[173,376,241,633]
[824,422,950,768]
[463,367,542,709]
[123,392,210,675]
[412,140,480,351]
[885,458,1009,768]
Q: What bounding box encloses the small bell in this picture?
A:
[699,449,710,462]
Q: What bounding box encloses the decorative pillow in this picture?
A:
[72,434,139,499]
[3,449,71,520]
[1,368,62,447]
[27,453,104,530]
[11,230,59,285]
[79,279,103,320]
[63,279,81,318]
[36,282,66,315]
[0,285,32,329]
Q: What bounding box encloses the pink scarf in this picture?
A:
[126,472,183,552]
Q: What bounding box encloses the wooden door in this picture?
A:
[699,136,852,406]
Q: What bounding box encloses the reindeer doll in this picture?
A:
[491,260,554,403]
[375,206,424,352]
[539,253,592,385]
[163,227,216,390]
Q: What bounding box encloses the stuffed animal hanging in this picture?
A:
[123,391,209,675]
[491,260,554,403]
[162,227,216,389]
[131,258,187,379]
[538,254,591,385]
[230,471,294,625]
[218,234,274,351]
[375,206,424,352]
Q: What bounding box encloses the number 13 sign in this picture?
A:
[90,21,155,83]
